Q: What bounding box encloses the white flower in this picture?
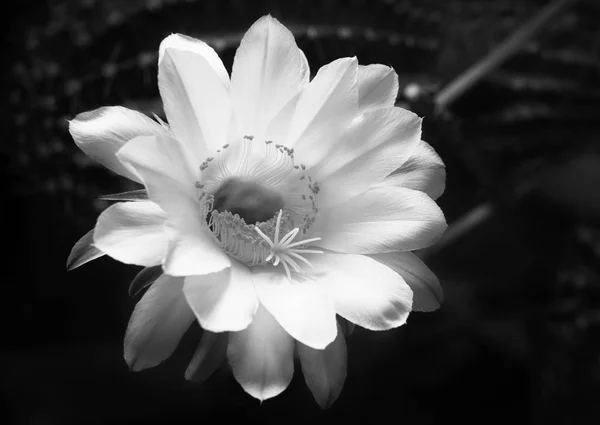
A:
[67,15,447,407]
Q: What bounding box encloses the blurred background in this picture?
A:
[4,0,600,424]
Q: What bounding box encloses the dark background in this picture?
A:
[4,0,600,424]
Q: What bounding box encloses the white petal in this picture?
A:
[252,267,337,349]
[227,305,294,401]
[183,261,258,332]
[230,15,309,139]
[66,229,105,270]
[310,253,413,330]
[287,57,358,168]
[315,107,422,208]
[117,135,231,276]
[159,48,231,157]
[124,274,195,371]
[312,186,447,254]
[185,331,228,383]
[381,140,446,200]
[93,201,168,266]
[159,34,230,87]
[357,64,399,112]
[69,106,171,182]
[370,252,443,312]
[298,321,347,409]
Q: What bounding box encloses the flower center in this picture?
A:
[203,177,322,279]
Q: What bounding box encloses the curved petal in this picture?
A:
[357,64,399,112]
[185,331,228,383]
[314,107,422,208]
[69,106,171,182]
[159,47,231,157]
[117,135,231,276]
[230,15,309,140]
[311,186,447,254]
[159,33,230,87]
[66,229,105,271]
[298,321,347,409]
[252,267,337,349]
[93,201,168,266]
[183,261,258,332]
[370,252,443,312]
[128,266,163,298]
[124,274,195,371]
[310,253,413,331]
[227,305,294,401]
[287,57,358,169]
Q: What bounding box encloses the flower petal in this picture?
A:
[312,186,447,254]
[158,47,231,157]
[310,253,413,331]
[227,305,294,401]
[370,252,443,312]
[159,33,230,88]
[124,274,195,371]
[128,266,163,298]
[69,106,171,182]
[381,140,446,199]
[117,135,231,276]
[185,331,228,384]
[252,267,337,349]
[183,261,258,332]
[93,201,168,267]
[66,229,105,271]
[314,107,422,208]
[230,15,309,139]
[287,57,358,168]
[298,321,347,409]
[357,64,399,112]
[97,189,148,202]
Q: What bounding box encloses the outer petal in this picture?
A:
[183,261,258,332]
[93,201,168,266]
[314,107,422,208]
[185,331,228,383]
[357,64,399,112]
[159,47,231,157]
[286,57,358,168]
[252,267,337,349]
[230,15,309,139]
[310,253,413,331]
[298,321,347,409]
[227,305,294,401]
[159,33,230,87]
[381,140,446,200]
[370,252,443,312]
[312,186,447,254]
[66,229,105,270]
[117,135,231,276]
[69,106,171,182]
[124,274,195,371]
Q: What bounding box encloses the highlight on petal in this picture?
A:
[128,266,163,298]
[227,305,294,401]
[185,331,228,384]
[124,274,195,371]
[69,106,171,182]
[383,140,446,200]
[312,186,447,254]
[252,267,338,349]
[159,48,231,157]
[310,253,413,331]
[117,135,231,277]
[370,252,443,312]
[159,33,230,87]
[183,261,258,332]
[93,201,168,267]
[357,64,399,112]
[66,229,105,271]
[298,321,347,409]
[230,15,309,139]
